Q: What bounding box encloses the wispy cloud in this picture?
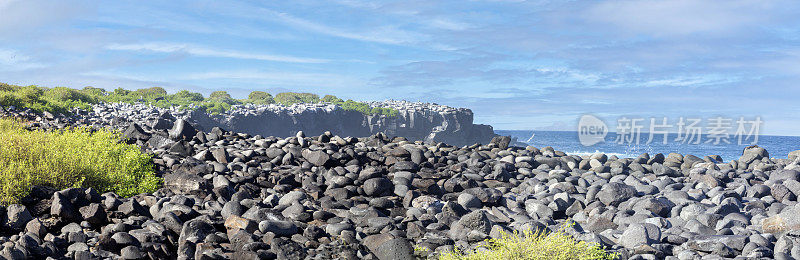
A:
[429,18,472,31]
[0,0,87,35]
[105,43,329,63]
[585,0,790,36]
[0,49,48,71]
[267,11,424,45]
[179,70,365,87]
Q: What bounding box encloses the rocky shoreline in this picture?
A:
[2,105,800,260]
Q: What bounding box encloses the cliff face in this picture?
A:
[183,101,497,147]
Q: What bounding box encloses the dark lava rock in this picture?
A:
[169,119,197,140]
[363,233,415,260]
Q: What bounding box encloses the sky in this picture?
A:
[1,0,799,135]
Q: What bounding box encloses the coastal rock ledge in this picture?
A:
[100,100,498,147]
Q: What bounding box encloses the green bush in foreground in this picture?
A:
[438,224,619,260]
[0,118,161,205]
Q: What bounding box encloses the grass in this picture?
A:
[0,118,161,205]
[437,223,619,260]
[0,82,399,117]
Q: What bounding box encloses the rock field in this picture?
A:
[1,104,800,260]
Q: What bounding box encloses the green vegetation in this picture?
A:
[321,94,344,103]
[0,82,398,117]
[247,91,274,105]
[334,99,399,117]
[0,118,161,205]
[0,84,97,114]
[320,94,399,117]
[274,92,320,105]
[438,224,618,260]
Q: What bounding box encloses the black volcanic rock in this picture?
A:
[122,123,150,142]
[4,102,800,259]
[180,101,498,147]
[168,119,197,140]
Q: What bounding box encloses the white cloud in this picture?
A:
[0,49,48,71]
[178,70,365,87]
[0,0,86,35]
[105,43,329,63]
[585,0,786,36]
[268,11,424,45]
[642,75,739,87]
[331,0,381,9]
[429,18,472,31]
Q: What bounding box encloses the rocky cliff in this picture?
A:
[181,101,498,147]
[83,101,498,147]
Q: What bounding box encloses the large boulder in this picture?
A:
[740,145,769,167]
[619,223,661,249]
[169,119,198,140]
[259,220,298,237]
[763,204,800,233]
[363,233,415,260]
[364,177,393,197]
[51,193,78,221]
[79,204,107,225]
[490,136,511,149]
[210,147,230,164]
[789,150,800,162]
[596,182,637,206]
[122,123,150,142]
[4,204,32,231]
[449,210,493,239]
[164,172,208,196]
[302,149,330,167]
[177,218,215,258]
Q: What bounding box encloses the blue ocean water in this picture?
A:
[495,130,800,162]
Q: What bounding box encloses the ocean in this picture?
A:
[495,130,800,162]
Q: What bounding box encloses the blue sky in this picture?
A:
[1,0,799,135]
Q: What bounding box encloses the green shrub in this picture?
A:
[0,92,23,108]
[18,86,43,102]
[275,92,319,105]
[40,87,95,112]
[438,224,618,260]
[130,87,168,100]
[0,118,161,205]
[321,95,344,103]
[112,88,131,96]
[44,87,97,104]
[0,82,398,117]
[81,86,106,97]
[0,83,20,92]
[199,102,231,115]
[0,85,68,113]
[334,99,399,117]
[371,107,399,117]
[209,91,231,100]
[246,91,274,105]
[173,90,204,103]
[339,99,370,114]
